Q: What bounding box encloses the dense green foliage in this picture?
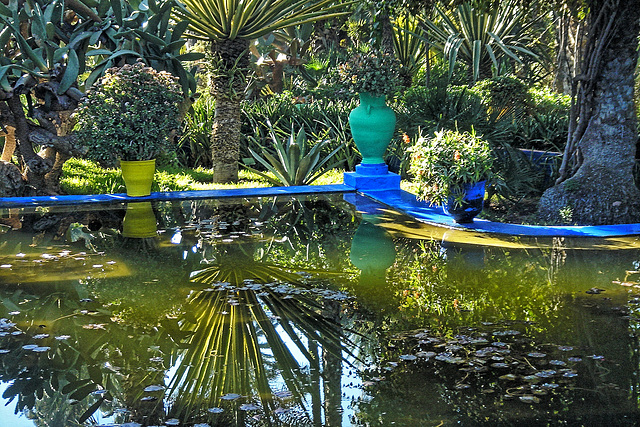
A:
[74,62,183,167]
[338,50,401,96]
[409,129,495,205]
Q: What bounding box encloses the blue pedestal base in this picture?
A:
[344,164,401,191]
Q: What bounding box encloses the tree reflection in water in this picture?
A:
[2,195,640,425]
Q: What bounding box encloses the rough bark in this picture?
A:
[538,0,640,225]
[210,38,250,183]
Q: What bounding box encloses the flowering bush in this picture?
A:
[409,129,495,206]
[338,50,400,97]
[74,60,183,167]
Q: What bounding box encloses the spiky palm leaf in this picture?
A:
[420,1,540,82]
[174,0,352,41]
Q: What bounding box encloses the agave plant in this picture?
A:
[420,1,540,82]
[244,123,343,186]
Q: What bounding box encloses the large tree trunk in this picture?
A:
[210,38,250,183]
[538,0,640,225]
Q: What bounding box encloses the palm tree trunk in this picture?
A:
[538,0,640,225]
[210,39,250,183]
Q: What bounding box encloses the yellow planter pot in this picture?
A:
[122,202,157,238]
[120,159,156,197]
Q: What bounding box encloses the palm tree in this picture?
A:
[174,0,352,183]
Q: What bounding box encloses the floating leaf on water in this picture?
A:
[273,390,293,399]
[274,407,289,415]
[563,371,578,378]
[194,424,211,427]
[208,407,224,414]
[399,354,417,361]
[524,375,541,382]
[32,346,50,352]
[92,390,108,396]
[165,419,180,426]
[8,311,20,316]
[416,351,436,358]
[492,342,508,348]
[533,389,548,396]
[491,363,509,368]
[22,344,37,350]
[549,360,566,366]
[519,395,541,404]
[11,331,23,336]
[1,264,12,268]
[140,396,157,401]
[0,349,9,354]
[55,335,71,340]
[82,324,106,330]
[220,393,242,401]
[589,355,605,360]
[568,357,582,363]
[143,385,164,392]
[33,334,49,339]
[535,370,556,378]
[493,330,520,337]
[499,374,517,381]
[557,345,574,351]
[527,352,546,358]
[541,383,559,389]
[149,357,164,363]
[239,403,260,411]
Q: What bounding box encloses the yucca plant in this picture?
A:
[173,0,352,183]
[420,1,540,82]
[393,14,429,87]
[244,123,343,186]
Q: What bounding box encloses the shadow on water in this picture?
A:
[1,194,640,425]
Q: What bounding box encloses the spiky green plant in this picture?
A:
[244,124,343,186]
[420,1,540,82]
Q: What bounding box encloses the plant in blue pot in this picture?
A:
[409,129,495,223]
[340,50,400,168]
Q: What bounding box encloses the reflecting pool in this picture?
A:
[1,194,640,426]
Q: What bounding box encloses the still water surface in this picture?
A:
[1,194,640,426]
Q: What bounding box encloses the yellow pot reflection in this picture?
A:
[122,202,157,238]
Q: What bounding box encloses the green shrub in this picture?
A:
[409,129,495,206]
[471,76,531,112]
[398,85,485,136]
[74,61,183,168]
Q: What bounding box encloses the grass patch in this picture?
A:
[61,158,343,195]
